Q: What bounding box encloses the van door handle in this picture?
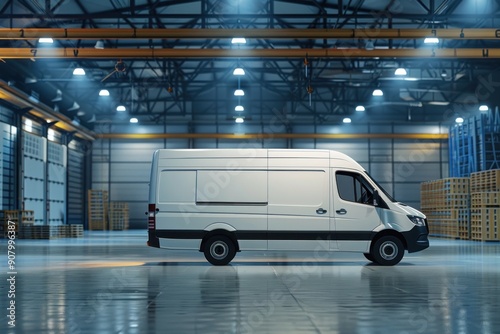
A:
[316,208,327,214]
[336,208,347,215]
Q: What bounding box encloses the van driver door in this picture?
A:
[331,169,382,252]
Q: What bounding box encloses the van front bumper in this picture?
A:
[402,225,429,253]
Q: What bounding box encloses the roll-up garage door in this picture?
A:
[47,141,67,225]
[23,132,46,224]
[67,142,85,225]
[1,123,16,210]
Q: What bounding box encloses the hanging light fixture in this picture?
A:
[233,67,245,76]
[99,89,110,96]
[343,117,352,124]
[73,67,86,76]
[235,117,245,123]
[372,89,383,96]
[394,68,407,76]
[116,105,126,112]
[355,105,365,112]
[130,117,138,123]
[234,89,244,96]
[235,105,244,112]
[231,37,247,44]
[38,37,53,44]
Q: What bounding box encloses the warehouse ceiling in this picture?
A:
[1,0,500,131]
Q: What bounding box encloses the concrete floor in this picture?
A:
[1,231,499,334]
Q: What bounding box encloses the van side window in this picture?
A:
[336,172,374,205]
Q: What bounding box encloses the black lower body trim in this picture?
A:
[402,225,430,253]
[155,229,375,241]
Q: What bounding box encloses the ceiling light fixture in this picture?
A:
[424,37,439,44]
[99,89,110,96]
[343,117,352,124]
[38,37,53,44]
[233,67,245,76]
[479,105,489,111]
[395,68,407,76]
[365,40,374,51]
[455,117,464,124]
[130,117,138,123]
[372,89,383,96]
[235,117,245,123]
[234,89,245,96]
[95,40,104,49]
[441,70,447,77]
[355,105,365,112]
[231,37,247,44]
[73,67,86,76]
[116,105,126,112]
[235,105,244,112]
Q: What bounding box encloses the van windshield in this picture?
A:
[364,171,397,203]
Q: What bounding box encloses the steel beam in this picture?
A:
[1,47,500,59]
[1,28,500,40]
[96,133,448,140]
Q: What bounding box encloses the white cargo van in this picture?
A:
[147,149,429,266]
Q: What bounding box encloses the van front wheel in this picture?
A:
[204,235,236,266]
[371,236,404,266]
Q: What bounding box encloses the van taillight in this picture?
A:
[148,204,156,230]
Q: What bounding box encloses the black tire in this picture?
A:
[371,235,404,266]
[203,235,236,266]
[363,253,375,262]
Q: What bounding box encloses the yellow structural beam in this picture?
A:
[96,133,448,140]
[0,28,499,40]
[1,47,500,59]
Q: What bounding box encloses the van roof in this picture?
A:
[155,149,363,170]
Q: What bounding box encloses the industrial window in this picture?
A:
[336,171,374,205]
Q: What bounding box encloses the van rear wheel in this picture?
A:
[371,235,404,266]
[204,235,236,266]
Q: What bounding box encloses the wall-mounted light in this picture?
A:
[372,89,383,96]
[355,105,365,112]
[235,105,244,112]
[231,37,247,44]
[99,89,110,96]
[73,67,86,76]
[130,117,138,123]
[343,117,352,124]
[233,67,245,76]
[234,89,245,96]
[25,119,33,132]
[48,129,55,141]
[235,117,245,123]
[116,105,126,112]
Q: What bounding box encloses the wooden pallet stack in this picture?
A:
[88,190,109,230]
[421,178,470,239]
[0,210,35,238]
[470,169,500,241]
[108,202,129,230]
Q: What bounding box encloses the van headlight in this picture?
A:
[407,215,426,226]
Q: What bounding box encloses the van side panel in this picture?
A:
[267,164,330,250]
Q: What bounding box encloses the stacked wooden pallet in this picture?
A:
[108,202,129,230]
[57,224,84,238]
[470,169,500,241]
[88,190,108,230]
[0,210,35,238]
[421,178,470,239]
[19,225,57,239]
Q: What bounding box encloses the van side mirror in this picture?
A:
[373,190,379,207]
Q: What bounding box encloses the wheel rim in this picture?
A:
[379,240,398,261]
[210,241,228,260]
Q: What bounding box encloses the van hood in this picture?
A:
[392,202,426,218]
